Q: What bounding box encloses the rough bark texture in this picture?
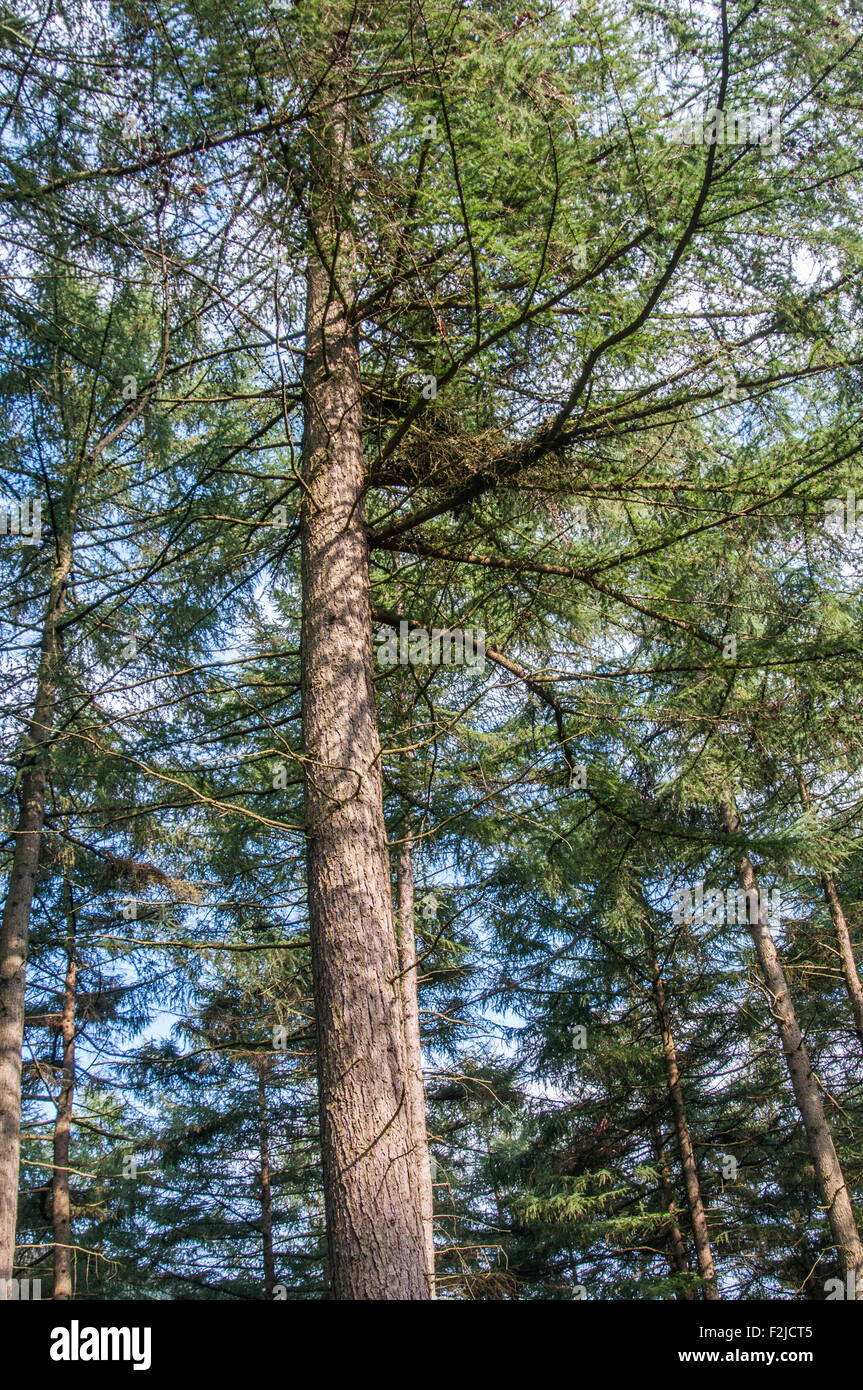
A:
[648,945,720,1299]
[649,1110,696,1299]
[396,838,436,1295]
[819,870,863,1054]
[0,540,71,1293]
[720,797,863,1297]
[52,889,76,1301]
[257,1068,276,1298]
[798,775,863,1054]
[299,43,430,1300]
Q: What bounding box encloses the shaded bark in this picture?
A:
[299,38,429,1300]
[0,536,72,1293]
[720,797,863,1297]
[819,871,863,1054]
[257,1067,276,1298]
[396,838,436,1295]
[52,883,76,1300]
[648,942,720,1299]
[649,1108,696,1299]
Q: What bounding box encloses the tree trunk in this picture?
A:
[396,838,436,1296]
[649,1108,696,1299]
[0,539,71,1294]
[52,883,76,1300]
[257,1067,276,1298]
[299,38,430,1300]
[648,942,720,1299]
[819,871,863,1054]
[720,797,863,1297]
[798,776,863,1054]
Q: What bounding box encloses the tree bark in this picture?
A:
[720,797,863,1297]
[257,1067,276,1298]
[299,37,430,1300]
[0,537,71,1294]
[648,942,720,1299]
[819,870,863,1054]
[396,838,436,1296]
[798,776,863,1055]
[649,1108,696,1299]
[52,882,76,1300]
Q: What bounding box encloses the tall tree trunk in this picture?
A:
[396,838,436,1296]
[798,775,863,1054]
[649,1107,696,1299]
[52,882,76,1300]
[819,871,863,1054]
[299,37,430,1299]
[257,1067,276,1298]
[0,538,71,1294]
[720,797,863,1297]
[648,941,720,1299]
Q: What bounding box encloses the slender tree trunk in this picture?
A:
[299,38,430,1299]
[798,776,863,1054]
[720,797,863,1296]
[52,883,76,1300]
[819,871,863,1053]
[0,539,72,1294]
[648,942,720,1299]
[396,838,436,1296]
[649,1108,696,1299]
[257,1067,276,1298]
